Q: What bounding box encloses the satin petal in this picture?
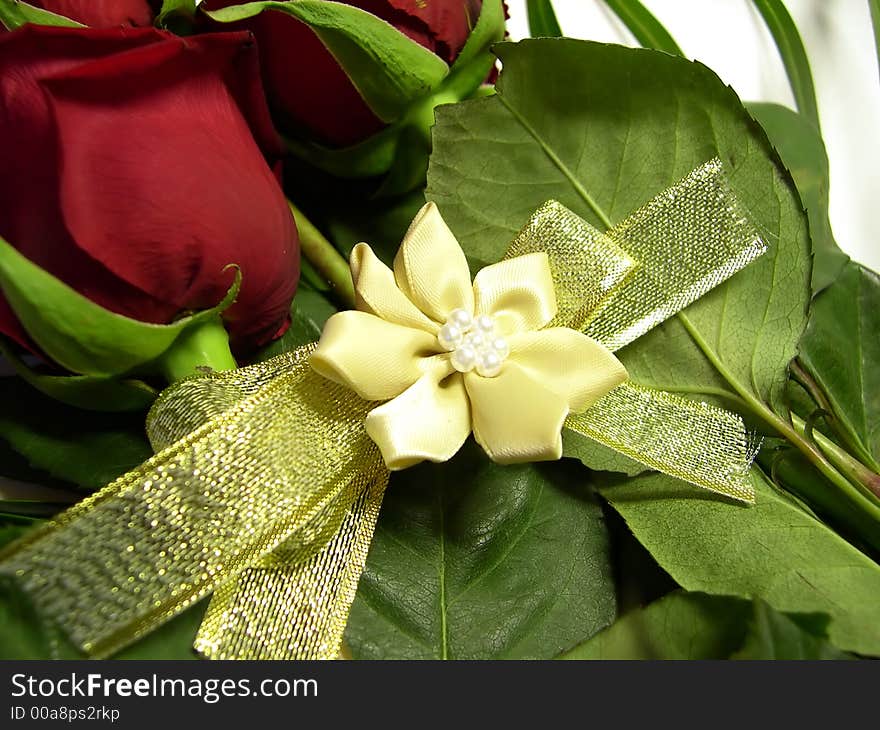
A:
[366,360,471,470]
[472,252,556,335]
[465,362,569,464]
[509,328,628,412]
[350,243,437,334]
[393,202,474,323]
[310,311,438,401]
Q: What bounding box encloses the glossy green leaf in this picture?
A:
[0,234,240,377]
[0,0,83,29]
[206,1,449,123]
[560,591,753,659]
[427,39,810,464]
[751,0,821,131]
[602,0,684,56]
[0,376,151,491]
[731,599,852,659]
[748,102,847,294]
[600,470,880,656]
[345,444,615,659]
[796,262,880,469]
[527,0,561,37]
[0,341,157,413]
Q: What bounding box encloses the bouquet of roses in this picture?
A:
[0,0,876,661]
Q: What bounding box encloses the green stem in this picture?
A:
[791,413,880,502]
[678,312,880,524]
[158,315,237,384]
[790,358,880,473]
[289,201,355,309]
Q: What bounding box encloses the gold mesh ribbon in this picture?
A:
[505,159,764,501]
[0,347,387,658]
[0,158,763,659]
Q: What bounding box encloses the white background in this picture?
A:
[505,0,880,272]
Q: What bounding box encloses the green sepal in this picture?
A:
[155,0,197,32]
[0,0,83,29]
[0,232,240,378]
[205,1,449,123]
[0,340,157,413]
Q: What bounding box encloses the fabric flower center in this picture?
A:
[437,308,510,377]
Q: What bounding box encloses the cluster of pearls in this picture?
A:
[437,308,510,377]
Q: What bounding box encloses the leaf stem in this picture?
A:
[678,312,880,524]
[790,413,880,502]
[289,201,355,309]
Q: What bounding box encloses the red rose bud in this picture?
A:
[0,25,299,364]
[12,0,157,28]
[201,0,498,149]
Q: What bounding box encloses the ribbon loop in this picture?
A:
[0,346,387,658]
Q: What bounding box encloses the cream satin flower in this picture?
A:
[311,203,628,469]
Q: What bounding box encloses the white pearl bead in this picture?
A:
[465,330,485,350]
[476,350,503,378]
[451,345,477,373]
[449,308,473,331]
[491,336,510,360]
[437,323,463,351]
[473,313,495,334]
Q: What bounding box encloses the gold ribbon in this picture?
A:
[0,158,764,659]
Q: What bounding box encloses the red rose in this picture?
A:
[16,0,156,28]
[0,25,299,355]
[201,0,483,148]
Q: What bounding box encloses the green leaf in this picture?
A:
[427,38,810,454]
[0,233,240,377]
[602,0,684,56]
[731,599,852,659]
[0,0,83,29]
[796,262,880,469]
[751,0,821,131]
[527,0,562,37]
[871,0,880,82]
[0,341,157,412]
[206,1,449,124]
[600,469,880,656]
[560,591,753,659]
[748,102,847,295]
[345,444,616,659]
[0,376,151,491]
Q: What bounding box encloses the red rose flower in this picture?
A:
[16,0,156,28]
[0,25,299,355]
[201,0,483,148]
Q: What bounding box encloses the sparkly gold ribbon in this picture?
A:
[0,158,763,659]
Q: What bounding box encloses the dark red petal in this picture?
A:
[27,0,155,28]
[201,1,385,148]
[43,32,298,349]
[0,26,182,331]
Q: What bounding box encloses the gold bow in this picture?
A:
[0,159,764,660]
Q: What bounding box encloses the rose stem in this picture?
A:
[288,201,355,309]
[159,315,238,383]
